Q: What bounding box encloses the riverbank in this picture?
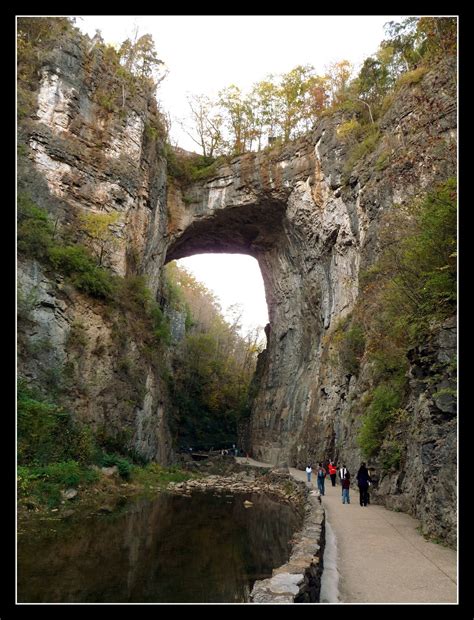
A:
[168,468,307,514]
[17,457,307,529]
[17,461,201,529]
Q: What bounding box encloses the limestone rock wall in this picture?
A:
[164,57,457,544]
[17,28,172,462]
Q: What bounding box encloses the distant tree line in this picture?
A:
[178,16,457,157]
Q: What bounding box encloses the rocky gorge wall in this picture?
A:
[164,57,457,544]
[17,27,173,463]
[17,25,457,545]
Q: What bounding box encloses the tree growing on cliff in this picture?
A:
[180,94,224,159]
[119,32,166,84]
[79,211,121,267]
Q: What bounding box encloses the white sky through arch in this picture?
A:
[75,14,405,336]
[175,254,269,339]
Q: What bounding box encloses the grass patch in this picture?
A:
[131,462,200,489]
[396,66,429,88]
[18,461,99,508]
[343,127,381,177]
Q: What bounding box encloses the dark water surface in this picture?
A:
[18,491,302,603]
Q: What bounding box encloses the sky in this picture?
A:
[75,15,405,337]
[177,254,269,337]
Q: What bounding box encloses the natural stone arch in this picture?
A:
[162,138,364,465]
[165,199,287,262]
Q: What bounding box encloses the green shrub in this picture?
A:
[17,194,54,259]
[117,275,152,312]
[338,322,366,376]
[358,382,404,458]
[343,128,380,176]
[380,442,402,471]
[150,305,171,343]
[95,426,132,457]
[101,453,132,479]
[336,119,362,141]
[166,145,225,184]
[48,245,116,298]
[376,178,457,345]
[17,381,97,465]
[17,388,64,464]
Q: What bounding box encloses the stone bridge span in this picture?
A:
[164,135,366,464]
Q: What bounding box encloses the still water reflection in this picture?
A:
[18,491,302,603]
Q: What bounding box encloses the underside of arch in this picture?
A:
[165,200,287,263]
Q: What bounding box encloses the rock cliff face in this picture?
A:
[165,58,457,544]
[18,28,173,462]
[17,26,456,544]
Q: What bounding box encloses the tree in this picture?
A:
[79,211,120,267]
[278,65,318,141]
[417,17,457,60]
[17,17,74,84]
[250,79,281,149]
[218,85,254,155]
[180,94,224,158]
[165,263,262,449]
[307,75,331,118]
[382,17,422,72]
[352,54,393,123]
[325,60,353,107]
[119,32,166,84]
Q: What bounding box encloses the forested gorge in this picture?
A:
[163,263,262,451]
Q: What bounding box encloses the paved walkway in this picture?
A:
[236,458,457,604]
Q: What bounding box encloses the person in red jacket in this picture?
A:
[328,461,337,487]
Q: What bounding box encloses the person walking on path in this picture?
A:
[316,462,327,496]
[305,464,312,483]
[341,472,351,504]
[338,464,349,496]
[338,464,349,483]
[356,462,371,507]
[328,461,337,487]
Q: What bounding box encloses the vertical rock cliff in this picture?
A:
[164,57,456,544]
[18,26,173,462]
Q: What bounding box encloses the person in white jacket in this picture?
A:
[338,464,349,483]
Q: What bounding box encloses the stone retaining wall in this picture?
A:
[250,492,325,603]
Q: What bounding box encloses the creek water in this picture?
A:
[17,491,302,603]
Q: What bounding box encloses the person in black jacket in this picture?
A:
[356,462,371,506]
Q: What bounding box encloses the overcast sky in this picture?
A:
[76,15,405,337]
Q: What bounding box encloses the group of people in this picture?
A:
[305,460,372,506]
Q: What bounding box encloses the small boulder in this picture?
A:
[61,488,78,500]
[101,466,119,477]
